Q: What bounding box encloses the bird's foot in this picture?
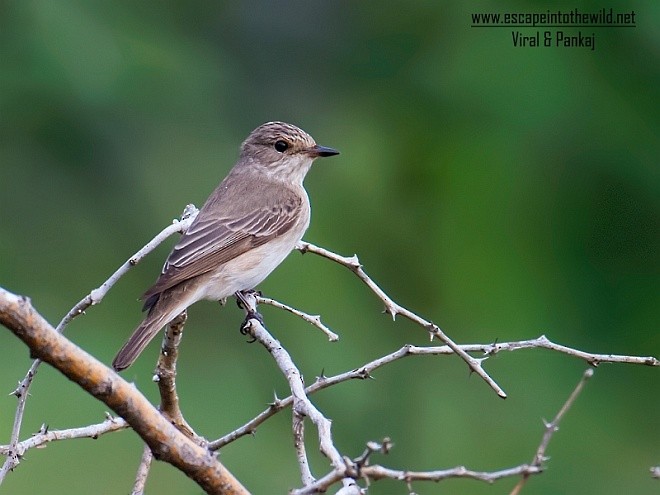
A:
[240,310,265,342]
[235,290,265,342]
[235,289,262,309]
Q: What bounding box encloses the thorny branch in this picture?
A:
[293,461,544,495]
[237,291,354,491]
[296,241,508,398]
[0,415,128,457]
[0,205,199,481]
[0,287,248,494]
[294,368,593,494]
[510,368,594,495]
[1,204,657,493]
[131,445,154,495]
[209,336,657,450]
[130,310,202,493]
[256,295,339,341]
[153,312,200,442]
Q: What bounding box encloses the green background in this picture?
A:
[1,1,658,494]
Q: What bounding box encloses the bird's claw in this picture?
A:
[235,290,265,342]
[240,310,264,343]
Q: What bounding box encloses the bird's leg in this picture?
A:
[235,290,265,340]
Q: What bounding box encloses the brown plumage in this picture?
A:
[112,122,339,371]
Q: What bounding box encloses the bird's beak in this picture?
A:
[309,145,340,158]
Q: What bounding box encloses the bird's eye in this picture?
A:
[274,140,289,152]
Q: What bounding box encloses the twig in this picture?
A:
[297,241,507,399]
[295,369,594,493]
[153,311,200,442]
[238,292,353,490]
[1,205,200,481]
[131,444,154,495]
[360,463,542,485]
[0,360,38,481]
[503,336,659,366]
[129,311,200,492]
[58,204,199,333]
[293,412,314,486]
[0,415,128,457]
[257,296,339,341]
[293,461,542,495]
[211,337,656,450]
[509,368,594,495]
[0,287,249,495]
[0,193,654,494]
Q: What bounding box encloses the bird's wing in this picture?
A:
[141,187,303,307]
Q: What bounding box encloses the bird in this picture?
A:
[112,121,339,371]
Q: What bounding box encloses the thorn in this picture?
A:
[382,305,397,321]
[366,440,380,451]
[296,241,309,254]
[347,254,362,268]
[485,342,500,356]
[426,323,438,341]
[269,392,281,407]
[355,368,373,380]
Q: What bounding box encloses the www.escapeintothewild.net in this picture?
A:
[471,8,637,51]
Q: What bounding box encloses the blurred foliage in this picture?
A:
[1,1,658,494]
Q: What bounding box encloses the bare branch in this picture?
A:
[0,359,38,481]
[502,336,659,367]
[211,337,656,450]
[362,463,541,484]
[1,195,654,495]
[295,369,594,493]
[293,460,542,495]
[154,311,200,442]
[131,444,154,495]
[0,287,249,495]
[293,412,314,486]
[390,337,658,367]
[509,368,594,495]
[57,204,199,334]
[0,415,128,457]
[297,241,508,399]
[237,291,353,491]
[1,205,200,480]
[129,311,200,491]
[257,296,339,341]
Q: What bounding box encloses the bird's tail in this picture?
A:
[112,318,164,371]
[113,277,203,371]
[112,292,186,371]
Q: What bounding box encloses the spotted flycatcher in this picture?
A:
[112,122,339,370]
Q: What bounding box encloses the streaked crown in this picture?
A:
[241,122,317,154]
[237,121,338,184]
